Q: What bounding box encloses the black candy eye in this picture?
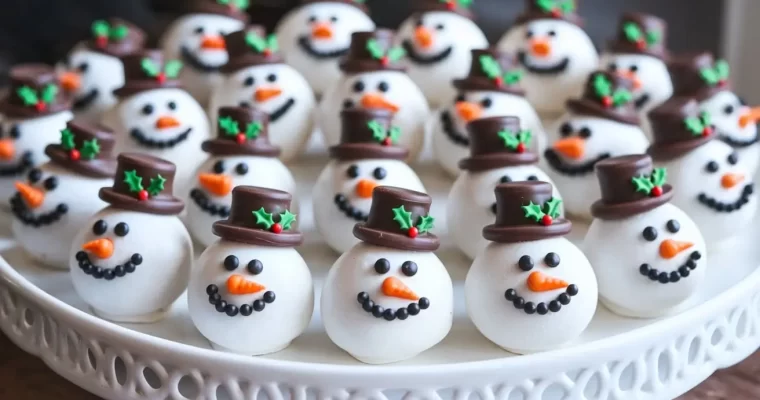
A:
[415,19,424,27]
[548,30,556,37]
[436,24,444,31]
[235,163,248,175]
[244,76,254,87]
[141,104,153,115]
[579,127,592,138]
[168,101,177,110]
[500,175,511,183]
[527,175,538,181]
[724,105,734,115]
[247,259,263,275]
[455,94,466,102]
[308,16,317,23]
[728,153,739,165]
[114,222,129,237]
[352,81,365,93]
[43,176,58,191]
[346,164,359,178]
[223,255,239,271]
[330,16,338,23]
[559,123,573,137]
[194,26,204,34]
[267,74,277,82]
[402,261,418,276]
[642,226,658,241]
[9,125,20,139]
[525,30,534,39]
[92,220,107,235]
[213,160,225,174]
[666,219,680,233]
[705,161,719,173]
[518,255,533,271]
[544,252,560,267]
[373,167,387,180]
[77,63,89,73]
[607,63,617,72]
[239,101,251,108]
[28,168,42,183]
[374,258,390,274]
[629,65,639,72]
[481,98,493,108]
[377,82,389,92]
[342,99,354,109]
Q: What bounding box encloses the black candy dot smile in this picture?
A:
[130,127,193,149]
[634,93,650,111]
[544,149,611,176]
[181,46,223,72]
[189,188,231,218]
[639,251,702,284]
[401,40,453,65]
[297,35,350,59]
[72,88,100,111]
[356,292,429,321]
[264,98,296,123]
[333,193,369,222]
[75,251,143,280]
[504,284,578,315]
[697,184,754,213]
[206,284,276,317]
[440,110,469,146]
[0,151,33,177]
[10,193,68,227]
[517,51,570,75]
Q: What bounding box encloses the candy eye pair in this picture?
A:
[141,102,177,116]
[559,123,592,139]
[455,94,492,109]
[223,255,264,275]
[374,258,418,277]
[92,220,129,237]
[500,175,538,183]
[27,169,58,190]
[0,124,21,140]
[704,153,739,173]
[346,165,387,180]
[212,160,248,176]
[642,220,680,241]
[517,253,560,271]
[243,74,277,87]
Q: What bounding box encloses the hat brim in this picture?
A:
[647,136,713,162]
[212,220,303,247]
[45,145,117,178]
[99,187,184,215]
[353,223,440,251]
[482,218,572,243]
[566,98,640,125]
[458,152,538,171]
[0,97,71,119]
[591,186,673,220]
[452,78,526,96]
[220,55,284,74]
[329,143,408,161]
[201,139,281,157]
[339,60,406,74]
[113,80,183,97]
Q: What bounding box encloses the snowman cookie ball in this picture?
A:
[57,19,146,122]
[159,0,249,105]
[433,48,545,177]
[275,0,375,96]
[669,53,760,172]
[189,186,313,355]
[322,187,453,364]
[466,182,597,354]
[105,50,211,196]
[448,116,562,260]
[12,121,116,269]
[584,155,706,318]
[209,27,315,163]
[319,30,430,161]
[188,106,295,247]
[647,97,756,247]
[543,71,648,219]
[599,13,672,127]
[497,0,598,118]
[70,153,193,323]
[394,0,488,109]
[314,108,425,254]
[0,65,73,209]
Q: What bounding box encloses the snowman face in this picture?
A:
[517,20,596,75]
[224,64,310,124]
[337,71,416,115]
[11,164,77,226]
[59,47,123,111]
[600,53,673,112]
[73,211,151,279]
[165,14,243,71]
[700,91,759,148]
[279,2,373,57]
[397,11,480,65]
[468,166,556,215]
[446,90,537,141]
[0,112,72,177]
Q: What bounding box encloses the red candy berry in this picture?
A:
[382,137,392,146]
[446,0,456,10]
[718,79,727,87]
[651,186,663,197]
[601,96,613,108]
[494,76,504,87]
[96,36,108,48]
[138,190,149,201]
[236,133,246,144]
[551,8,561,17]
[516,143,526,153]
[541,215,553,226]
[157,72,166,84]
[271,223,283,234]
[702,126,713,137]
[408,227,419,238]
[380,56,389,66]
[35,101,46,112]
[636,39,646,50]
[69,149,80,161]
[263,49,272,57]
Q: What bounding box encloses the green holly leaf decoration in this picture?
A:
[632,175,655,194]
[253,207,275,229]
[623,22,642,42]
[522,201,546,222]
[163,60,183,79]
[245,32,267,53]
[503,69,523,85]
[17,86,38,106]
[146,175,166,197]
[417,215,435,233]
[684,116,703,135]
[123,170,144,193]
[387,46,406,62]
[141,58,160,78]
[612,88,632,106]
[278,210,296,230]
[700,111,712,127]
[80,139,100,160]
[479,55,502,79]
[392,205,414,230]
[234,0,250,10]
[218,116,240,136]
[497,129,531,151]
[92,20,110,37]
[110,25,129,41]
[700,60,730,86]
[646,30,660,46]
[60,128,76,150]
[440,0,473,7]
[388,126,401,143]
[652,167,667,187]
[366,39,385,60]
[558,0,574,12]
[245,122,263,139]
[715,60,730,80]
[217,0,230,4]
[535,0,574,14]
[700,68,718,85]
[544,197,562,219]
[368,120,386,142]
[41,84,58,104]
[593,74,612,98]
[266,34,279,53]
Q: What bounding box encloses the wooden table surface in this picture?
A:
[0,332,757,400]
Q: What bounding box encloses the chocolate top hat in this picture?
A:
[329,109,409,160]
[45,120,117,178]
[647,96,715,161]
[0,64,71,119]
[453,49,525,95]
[459,116,537,171]
[591,154,673,220]
[515,0,582,26]
[669,52,730,101]
[181,0,251,22]
[300,0,368,13]
[202,106,280,157]
[607,12,667,60]
[212,186,303,247]
[353,186,439,251]
[566,70,639,125]
[340,30,407,74]
[221,26,282,73]
[410,0,475,19]
[483,181,571,243]
[99,153,184,215]
[113,50,184,97]
[84,18,147,57]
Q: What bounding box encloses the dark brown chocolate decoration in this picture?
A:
[221,26,283,73]
[99,153,184,215]
[566,70,640,125]
[483,181,571,243]
[459,116,538,171]
[353,186,440,251]
[453,49,525,95]
[340,30,406,74]
[591,154,673,220]
[300,0,369,13]
[409,0,475,19]
[607,12,667,60]
[329,108,408,160]
[202,106,280,157]
[668,52,729,101]
[647,96,714,161]
[113,49,183,97]
[82,18,147,58]
[45,119,117,178]
[0,64,71,119]
[213,186,303,246]
[181,0,251,22]
[514,0,583,26]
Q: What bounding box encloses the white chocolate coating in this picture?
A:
[313,159,425,254]
[698,91,760,172]
[319,71,430,161]
[275,2,375,96]
[160,14,246,105]
[188,241,313,355]
[56,47,125,122]
[321,242,453,364]
[584,203,707,318]
[447,165,562,260]
[69,207,193,322]
[209,64,315,163]
[394,11,488,109]
[186,155,296,248]
[465,237,598,354]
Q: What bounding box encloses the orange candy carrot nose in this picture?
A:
[226,274,265,295]
[415,26,434,49]
[155,116,181,130]
[82,238,114,259]
[455,101,482,122]
[0,139,15,160]
[659,239,693,259]
[255,87,282,103]
[311,22,333,39]
[527,271,568,292]
[355,179,377,198]
[200,35,226,50]
[616,70,643,90]
[198,173,233,196]
[361,93,400,113]
[530,38,552,58]
[59,71,82,92]
[382,276,419,300]
[738,106,760,128]
[15,182,44,209]
[553,137,585,159]
[721,172,745,189]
